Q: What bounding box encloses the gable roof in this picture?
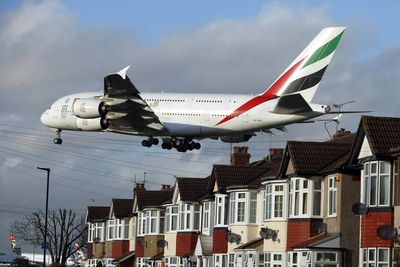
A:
[86,206,110,222]
[348,116,400,165]
[136,189,174,210]
[176,177,210,202]
[112,199,134,218]
[281,140,353,176]
[209,165,269,193]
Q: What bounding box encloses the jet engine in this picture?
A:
[76,117,109,131]
[72,99,109,118]
[220,133,254,143]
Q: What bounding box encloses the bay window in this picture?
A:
[215,194,227,227]
[165,257,183,267]
[94,222,105,242]
[106,219,114,240]
[203,202,212,232]
[166,206,179,232]
[179,203,201,231]
[88,223,94,242]
[289,178,322,218]
[265,252,284,267]
[362,161,391,207]
[328,176,337,216]
[137,212,146,236]
[229,191,258,224]
[264,183,286,220]
[361,248,389,266]
[393,160,399,205]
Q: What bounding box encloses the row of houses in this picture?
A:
[85,115,400,267]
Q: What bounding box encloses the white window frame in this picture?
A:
[214,194,227,227]
[106,219,114,240]
[93,222,105,242]
[362,161,392,207]
[179,203,201,232]
[202,202,213,234]
[214,254,228,267]
[229,191,258,225]
[88,222,94,243]
[166,206,179,232]
[264,183,287,221]
[265,252,284,266]
[328,175,337,217]
[165,256,183,267]
[137,212,146,236]
[361,247,390,266]
[289,178,323,218]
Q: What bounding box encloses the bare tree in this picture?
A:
[11,209,87,266]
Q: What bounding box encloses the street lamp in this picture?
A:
[37,167,50,267]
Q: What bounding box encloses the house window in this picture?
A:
[289,178,322,218]
[264,184,286,220]
[214,254,227,267]
[363,161,391,207]
[203,202,212,231]
[115,219,123,239]
[165,257,183,267]
[265,252,284,267]
[106,219,114,240]
[361,248,389,266]
[229,191,258,224]
[148,210,158,234]
[228,254,235,267]
[94,222,104,242]
[137,212,146,236]
[215,194,226,226]
[88,223,94,242]
[328,175,337,216]
[393,160,399,205]
[166,206,178,232]
[179,203,200,231]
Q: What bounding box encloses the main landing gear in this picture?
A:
[53,129,62,145]
[141,137,201,152]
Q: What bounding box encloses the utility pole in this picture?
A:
[37,167,50,267]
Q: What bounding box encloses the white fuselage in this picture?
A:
[41,91,324,139]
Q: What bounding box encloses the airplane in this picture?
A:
[41,27,352,152]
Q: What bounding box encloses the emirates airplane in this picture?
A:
[41,27,348,152]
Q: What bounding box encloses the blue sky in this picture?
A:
[1,0,400,253]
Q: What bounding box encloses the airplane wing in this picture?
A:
[102,66,167,136]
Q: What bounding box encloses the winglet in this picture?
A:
[117,66,131,79]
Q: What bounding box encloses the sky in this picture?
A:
[0,0,400,252]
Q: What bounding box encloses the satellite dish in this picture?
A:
[157,240,168,248]
[227,232,241,244]
[376,225,398,240]
[352,202,368,215]
[260,227,278,241]
[313,221,327,235]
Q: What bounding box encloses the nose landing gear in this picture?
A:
[53,129,62,145]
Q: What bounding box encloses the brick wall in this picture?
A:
[286,219,321,250]
[87,243,93,259]
[176,232,198,256]
[360,210,394,247]
[111,240,129,259]
[213,227,228,254]
[135,237,145,257]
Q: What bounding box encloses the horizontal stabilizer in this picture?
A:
[272,94,312,114]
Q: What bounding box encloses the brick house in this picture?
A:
[133,183,174,267]
[276,130,360,266]
[86,206,110,267]
[347,116,400,266]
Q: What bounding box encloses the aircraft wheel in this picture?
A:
[142,140,151,147]
[152,138,159,145]
[53,138,62,145]
[194,142,201,150]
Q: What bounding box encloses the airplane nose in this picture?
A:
[40,109,50,126]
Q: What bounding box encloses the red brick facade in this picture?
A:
[360,210,394,248]
[111,240,129,259]
[286,219,321,250]
[135,237,145,257]
[212,228,228,254]
[87,243,93,259]
[176,232,198,256]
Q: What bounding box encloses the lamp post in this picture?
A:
[37,167,50,267]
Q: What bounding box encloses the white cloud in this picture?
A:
[2,157,23,168]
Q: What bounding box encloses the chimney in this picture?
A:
[161,184,171,190]
[230,146,250,166]
[332,128,351,139]
[268,148,284,159]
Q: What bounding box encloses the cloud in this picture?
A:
[2,157,23,168]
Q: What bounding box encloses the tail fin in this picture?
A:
[262,27,346,102]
